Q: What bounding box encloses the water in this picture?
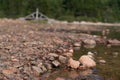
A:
[46,46,120,80]
[47,27,120,80]
[73,45,120,80]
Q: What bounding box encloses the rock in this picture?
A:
[48,53,59,60]
[68,58,80,69]
[68,49,74,53]
[2,69,16,75]
[112,52,119,57]
[63,52,73,57]
[95,37,106,44]
[83,39,96,48]
[59,56,67,63]
[38,63,47,72]
[2,68,17,79]
[52,60,60,67]
[99,59,106,64]
[79,55,96,68]
[32,66,43,74]
[107,39,120,46]
[87,52,94,56]
[56,77,65,80]
[44,63,52,70]
[41,65,47,72]
[73,42,81,47]
[88,38,96,45]
[87,52,95,60]
[48,53,59,58]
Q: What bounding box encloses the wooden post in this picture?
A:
[36,8,39,20]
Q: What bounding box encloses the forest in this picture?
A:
[0,0,120,22]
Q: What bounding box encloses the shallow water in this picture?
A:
[47,45,120,80]
[47,29,120,80]
[73,45,120,80]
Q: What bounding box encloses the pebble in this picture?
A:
[99,60,106,64]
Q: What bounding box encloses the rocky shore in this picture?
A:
[0,19,119,80]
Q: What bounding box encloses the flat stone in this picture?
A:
[48,53,59,58]
[52,60,60,67]
[48,53,59,60]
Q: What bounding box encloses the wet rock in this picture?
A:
[59,55,67,63]
[68,58,80,69]
[99,59,106,64]
[79,55,96,68]
[87,52,95,60]
[107,39,120,46]
[52,60,60,67]
[95,37,106,44]
[83,39,96,48]
[73,42,81,47]
[112,52,119,57]
[87,52,94,56]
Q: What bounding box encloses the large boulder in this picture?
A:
[68,58,80,69]
[79,55,96,68]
